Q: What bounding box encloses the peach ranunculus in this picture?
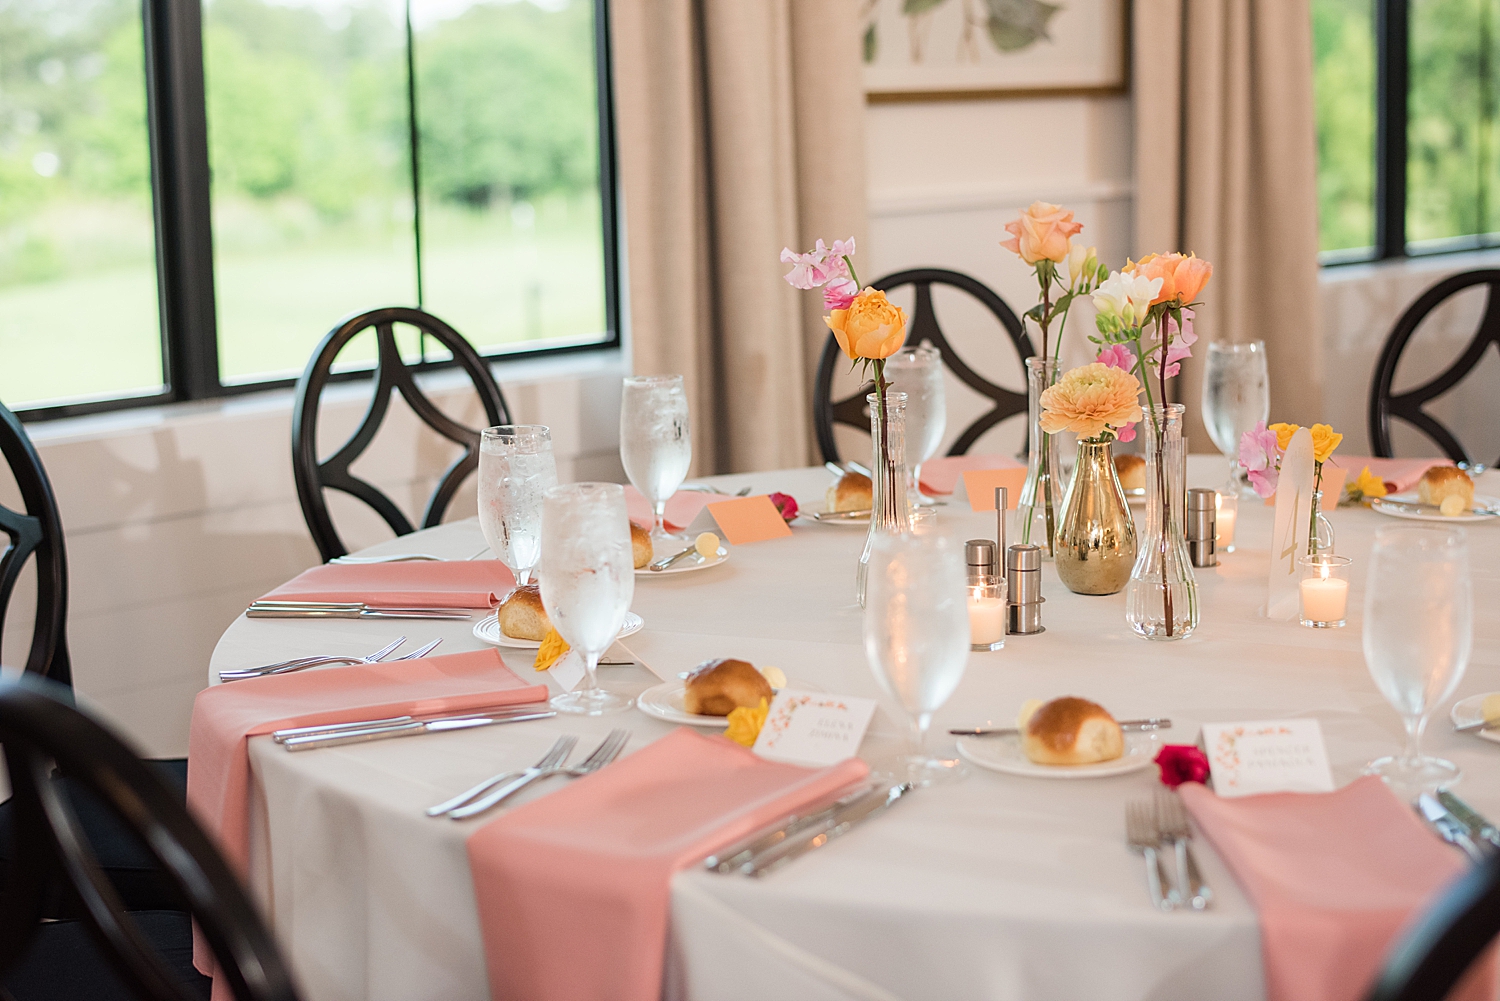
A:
[1126,252,1214,305]
[1001,201,1084,265]
[1309,423,1343,464]
[1039,363,1144,440]
[824,288,907,361]
[1268,422,1299,452]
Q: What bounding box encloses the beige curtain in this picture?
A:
[611,0,869,475]
[1133,0,1323,450]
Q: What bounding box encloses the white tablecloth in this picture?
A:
[206,457,1500,1001]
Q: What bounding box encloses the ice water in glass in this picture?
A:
[478,425,558,586]
[887,345,946,505]
[620,375,692,539]
[1201,341,1269,498]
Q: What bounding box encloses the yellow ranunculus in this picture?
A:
[1309,423,1343,464]
[824,288,907,361]
[1351,465,1387,501]
[725,698,769,748]
[1268,422,1299,451]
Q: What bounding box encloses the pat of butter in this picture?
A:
[760,665,787,689]
[695,532,720,558]
[1016,699,1043,729]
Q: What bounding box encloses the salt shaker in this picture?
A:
[1006,543,1044,634]
[966,539,997,584]
[1187,488,1218,568]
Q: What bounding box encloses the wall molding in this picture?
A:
[869,179,1134,218]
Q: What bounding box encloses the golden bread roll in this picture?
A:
[1114,454,1146,492]
[682,658,774,717]
[827,471,872,513]
[497,583,551,641]
[631,522,653,569]
[1417,466,1473,510]
[1022,696,1125,766]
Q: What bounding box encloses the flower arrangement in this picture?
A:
[1237,420,1344,555]
[1039,362,1143,443]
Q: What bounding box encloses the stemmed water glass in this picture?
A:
[539,483,636,715]
[620,375,692,540]
[1201,341,1269,499]
[863,532,970,785]
[477,425,558,585]
[1363,526,1473,792]
[887,345,946,506]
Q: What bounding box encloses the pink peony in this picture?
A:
[1096,343,1135,371]
[822,277,858,311]
[769,492,799,523]
[1238,421,1281,498]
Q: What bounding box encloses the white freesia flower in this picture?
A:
[1092,271,1131,320]
[1067,243,1095,286]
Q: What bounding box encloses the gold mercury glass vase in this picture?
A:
[1054,437,1136,595]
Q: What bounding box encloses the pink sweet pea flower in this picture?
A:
[1096,343,1135,371]
[1238,420,1281,498]
[822,277,858,310]
[1148,309,1197,377]
[780,239,837,289]
[826,237,856,279]
[1115,422,1136,443]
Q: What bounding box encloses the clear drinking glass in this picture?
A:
[620,375,692,540]
[863,532,970,785]
[539,483,636,715]
[1363,526,1473,791]
[478,426,558,585]
[886,345,946,506]
[1201,341,1270,499]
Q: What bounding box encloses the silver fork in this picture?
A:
[1155,789,1211,910]
[1126,801,1175,912]
[425,736,577,817]
[218,636,409,682]
[446,729,630,820]
[220,637,441,682]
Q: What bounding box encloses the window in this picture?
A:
[1314,0,1500,261]
[1,0,619,417]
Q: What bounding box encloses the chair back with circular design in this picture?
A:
[0,399,70,688]
[293,307,510,562]
[812,268,1034,464]
[1369,269,1500,466]
[1365,852,1500,1001]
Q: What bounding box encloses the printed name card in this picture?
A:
[1266,427,1315,620]
[706,495,793,545]
[753,689,877,767]
[962,468,1028,512]
[1200,719,1335,797]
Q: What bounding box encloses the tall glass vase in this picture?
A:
[1126,404,1199,640]
[856,390,911,607]
[1055,437,1136,595]
[1018,357,1064,558]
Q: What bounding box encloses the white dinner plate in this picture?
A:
[956,731,1161,779]
[1450,694,1500,746]
[635,545,729,576]
[1371,492,1499,523]
[473,610,644,649]
[635,675,814,728]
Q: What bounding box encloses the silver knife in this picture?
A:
[741,783,913,877]
[1437,790,1500,853]
[702,783,875,873]
[247,606,473,620]
[1417,794,1487,863]
[281,708,555,750]
[950,717,1171,737]
[272,702,553,742]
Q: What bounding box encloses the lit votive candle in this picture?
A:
[968,576,1006,651]
[1216,492,1238,553]
[1298,553,1352,628]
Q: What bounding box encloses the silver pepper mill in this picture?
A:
[1187,488,1218,568]
[1006,543,1045,634]
[965,539,996,584]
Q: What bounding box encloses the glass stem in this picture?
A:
[1402,714,1427,768]
[582,650,602,697]
[654,502,667,537]
[517,566,532,586]
[910,712,931,764]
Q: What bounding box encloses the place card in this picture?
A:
[1200,719,1335,797]
[1266,427,1315,620]
[752,689,877,767]
[962,468,1027,512]
[706,495,793,545]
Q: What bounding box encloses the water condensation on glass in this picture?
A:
[478,427,558,584]
[886,344,947,474]
[539,484,634,656]
[619,377,692,520]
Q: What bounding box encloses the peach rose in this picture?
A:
[824,288,907,361]
[1001,201,1084,265]
[1039,363,1144,440]
[1127,253,1213,305]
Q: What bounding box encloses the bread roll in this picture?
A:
[826,471,872,513]
[1417,466,1473,511]
[1114,454,1146,492]
[631,522,653,569]
[1022,696,1125,766]
[682,658,774,717]
[497,584,551,641]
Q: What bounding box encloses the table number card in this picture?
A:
[752,689,877,767]
[1200,719,1335,797]
[1265,427,1315,620]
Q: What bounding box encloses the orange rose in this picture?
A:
[1126,252,1213,305]
[1001,201,1084,265]
[824,288,907,361]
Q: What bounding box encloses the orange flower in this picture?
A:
[1126,252,1213,305]
[1039,363,1144,440]
[1001,201,1084,265]
[824,288,907,361]
[1268,422,1299,451]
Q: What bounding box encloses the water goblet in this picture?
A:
[478,425,558,586]
[863,532,970,785]
[1201,340,1269,499]
[539,483,636,715]
[620,375,692,540]
[1363,526,1473,792]
[886,345,946,506]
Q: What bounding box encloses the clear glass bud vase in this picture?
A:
[857,390,911,607]
[1125,404,1199,640]
[1055,437,1136,595]
[1018,357,1064,558]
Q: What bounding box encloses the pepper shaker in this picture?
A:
[1006,543,1045,634]
[966,539,997,584]
[1187,488,1218,568]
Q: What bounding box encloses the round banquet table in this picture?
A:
[207,457,1500,1001]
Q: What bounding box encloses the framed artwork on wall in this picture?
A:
[863,0,1129,101]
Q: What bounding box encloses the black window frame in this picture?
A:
[18,0,622,422]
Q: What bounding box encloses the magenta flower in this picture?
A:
[1239,420,1281,498]
[822,277,858,310]
[1096,344,1135,371]
[769,491,799,523]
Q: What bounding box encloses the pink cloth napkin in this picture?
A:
[624,486,713,532]
[1179,777,1496,1001]
[918,453,1024,495]
[258,560,515,608]
[466,727,870,1001]
[1331,455,1454,493]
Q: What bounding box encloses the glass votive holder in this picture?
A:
[1216,491,1238,553]
[968,575,1006,651]
[909,505,937,535]
[1298,553,1352,628]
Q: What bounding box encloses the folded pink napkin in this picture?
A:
[258,560,515,608]
[1331,455,1454,493]
[1180,777,1496,1001]
[624,486,713,532]
[466,727,870,1001]
[918,453,1024,495]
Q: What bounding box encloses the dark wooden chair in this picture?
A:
[292,307,511,562]
[1369,269,1500,467]
[1365,853,1500,1001]
[0,676,301,1001]
[812,268,1034,465]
